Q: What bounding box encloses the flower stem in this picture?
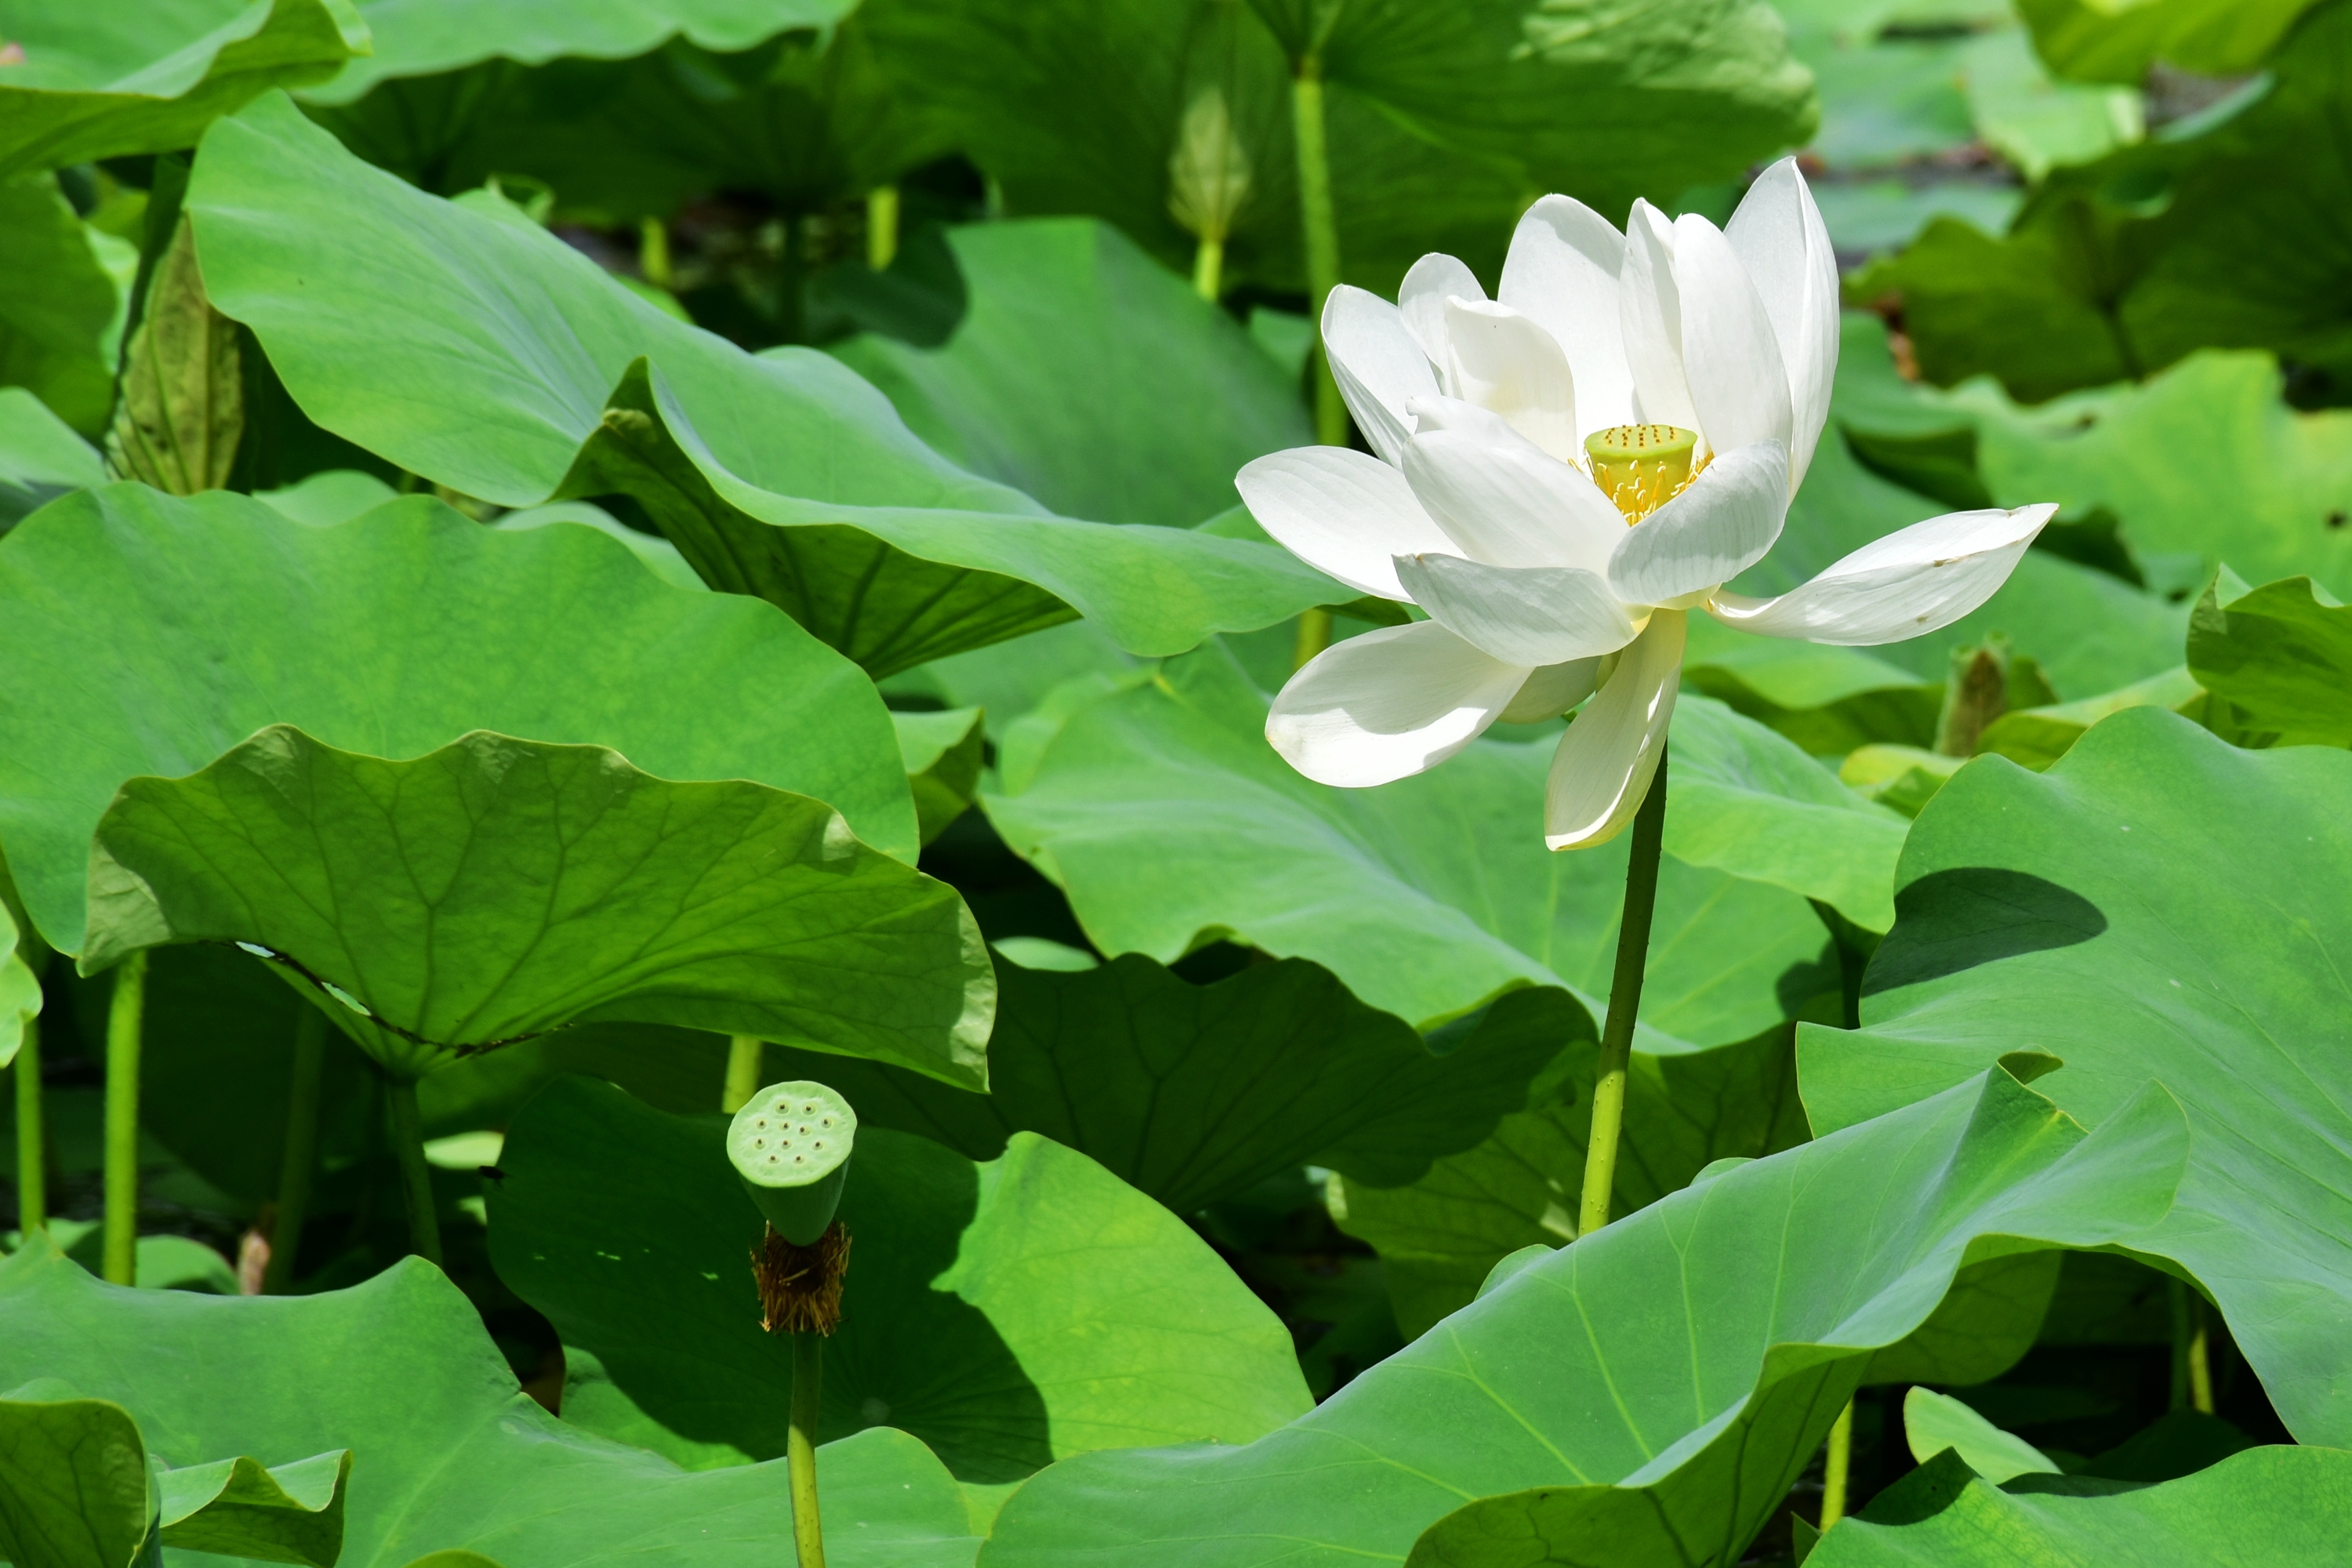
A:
[1291,608,1332,670]
[867,187,899,271]
[102,949,148,1284]
[1289,56,1346,447]
[382,1071,441,1266]
[263,1007,328,1294]
[14,1014,43,1236]
[789,1329,826,1568]
[1192,234,1225,302]
[723,1034,765,1113]
[1819,1397,1855,1529]
[1577,746,1668,1237]
[638,216,672,290]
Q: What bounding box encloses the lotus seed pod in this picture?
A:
[727,1080,856,1245]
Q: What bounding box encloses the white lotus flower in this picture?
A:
[1240,159,2056,850]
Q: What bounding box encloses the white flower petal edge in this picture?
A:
[1399,252,1486,364]
[1501,657,1603,724]
[1705,504,2058,645]
[1726,158,1839,494]
[1442,297,1580,462]
[1500,194,1635,441]
[1394,553,1642,667]
[1402,421,1626,572]
[1235,446,1457,601]
[1608,440,1789,606]
[1544,609,1686,851]
[1618,201,1700,438]
[1671,212,1795,477]
[1268,619,1530,789]
[1322,285,1437,466]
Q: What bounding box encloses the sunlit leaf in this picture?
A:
[977,1066,2188,1568]
[82,727,991,1084]
[186,93,1338,677]
[1805,709,2352,1443]
[0,1241,983,1568]
[0,0,368,177]
[0,485,916,958]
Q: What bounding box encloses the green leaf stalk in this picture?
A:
[103,949,147,1285]
[382,1070,442,1267]
[263,1007,329,1294]
[13,1014,41,1237]
[1577,746,1668,1237]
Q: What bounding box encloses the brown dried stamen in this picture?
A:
[752,1221,851,1336]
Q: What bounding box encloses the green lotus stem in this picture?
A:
[867,186,899,270]
[382,1073,442,1266]
[723,1035,766,1114]
[639,216,673,290]
[102,949,148,1285]
[1292,607,1332,670]
[1819,1397,1855,1529]
[1577,745,1668,1237]
[1192,235,1225,302]
[263,1007,328,1294]
[1289,56,1346,447]
[14,1014,43,1236]
[2189,1321,2215,1413]
[789,1329,826,1568]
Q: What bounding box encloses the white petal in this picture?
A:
[1727,158,1839,493]
[1236,446,1459,601]
[1399,420,1627,572]
[1394,552,1640,666]
[1671,212,1794,479]
[1617,201,1699,438]
[1608,441,1789,605]
[1441,297,1579,462]
[1500,658,1603,723]
[1545,609,1686,851]
[1267,619,1529,788]
[1398,252,1486,372]
[1323,285,1437,466]
[1706,504,2058,645]
[1501,195,1635,440]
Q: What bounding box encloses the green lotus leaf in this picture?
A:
[765,954,1580,1216]
[1966,354,2352,602]
[304,0,847,105]
[983,642,1842,1044]
[184,93,1338,677]
[1809,1446,2352,1566]
[1901,1385,2057,1483]
[976,1065,2190,1568]
[862,0,1814,296]
[2016,0,2321,84]
[1664,696,1910,931]
[1857,2,2352,405]
[84,726,991,1085]
[0,1393,350,1568]
[0,0,369,178]
[1330,1017,1810,1335]
[1735,410,2190,702]
[0,173,132,440]
[1681,630,1941,757]
[0,483,915,959]
[894,707,985,848]
[0,387,103,528]
[0,1240,983,1568]
[2187,573,2352,743]
[488,1074,1311,1481]
[829,219,1311,528]
[0,898,35,1072]
[1803,708,2352,1443]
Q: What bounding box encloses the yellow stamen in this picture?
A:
[1585,424,1699,522]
